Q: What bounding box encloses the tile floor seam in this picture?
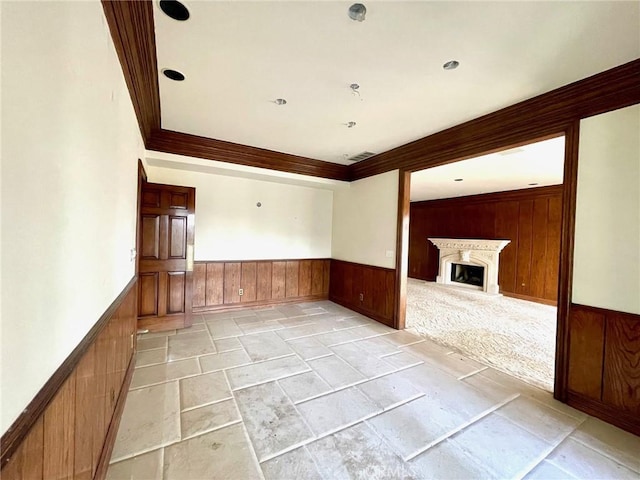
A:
[179,419,243,442]
[402,392,521,462]
[230,368,313,392]
[536,459,581,480]
[513,443,567,480]
[457,366,489,381]
[179,394,234,413]
[128,372,202,392]
[566,435,640,473]
[221,369,265,479]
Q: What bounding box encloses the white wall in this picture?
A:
[573,104,640,314]
[145,166,333,260]
[332,170,399,269]
[1,2,143,434]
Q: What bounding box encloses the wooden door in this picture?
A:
[138,182,195,331]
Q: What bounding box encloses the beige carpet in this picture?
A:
[406,279,556,391]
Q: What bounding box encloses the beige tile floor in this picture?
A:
[107,301,640,480]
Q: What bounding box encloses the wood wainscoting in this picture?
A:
[1,278,138,479]
[567,303,640,435]
[192,259,330,312]
[409,185,562,304]
[329,260,396,327]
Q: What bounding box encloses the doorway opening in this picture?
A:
[404,136,565,391]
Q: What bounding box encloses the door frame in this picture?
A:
[393,127,579,402]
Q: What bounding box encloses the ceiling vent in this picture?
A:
[346,151,377,163]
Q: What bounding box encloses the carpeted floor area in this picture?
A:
[405,278,556,391]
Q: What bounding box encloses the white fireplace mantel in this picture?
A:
[428,238,510,294]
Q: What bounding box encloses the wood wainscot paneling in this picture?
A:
[566,303,640,436]
[409,185,563,304]
[329,260,396,327]
[192,259,331,312]
[1,277,138,479]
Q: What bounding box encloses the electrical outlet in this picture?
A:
[359,293,364,301]
[239,288,244,296]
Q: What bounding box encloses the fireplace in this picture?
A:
[428,238,510,294]
[451,263,484,288]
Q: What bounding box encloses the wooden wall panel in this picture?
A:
[1,279,138,479]
[272,262,286,300]
[192,259,330,312]
[568,307,605,400]
[241,262,257,302]
[329,259,396,326]
[192,263,206,308]
[566,304,640,436]
[138,273,158,316]
[256,262,272,301]
[43,373,76,479]
[205,263,224,307]
[299,260,312,297]
[286,261,299,298]
[224,263,241,304]
[409,185,563,303]
[603,315,640,414]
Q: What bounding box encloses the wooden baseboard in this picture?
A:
[567,392,640,436]
[502,292,557,306]
[94,353,135,479]
[193,294,329,314]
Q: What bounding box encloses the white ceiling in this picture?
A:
[154,1,639,165]
[410,136,565,201]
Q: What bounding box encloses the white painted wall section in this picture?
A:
[332,170,399,269]
[573,104,640,314]
[145,166,334,261]
[1,2,143,434]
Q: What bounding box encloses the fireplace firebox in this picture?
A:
[451,263,484,287]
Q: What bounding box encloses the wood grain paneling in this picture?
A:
[272,262,286,300]
[169,216,187,258]
[567,307,605,400]
[241,262,257,302]
[409,185,562,303]
[166,272,185,313]
[193,259,330,312]
[257,262,272,301]
[224,263,241,304]
[566,303,640,436]
[193,263,206,308]
[140,215,160,259]
[329,259,396,326]
[286,261,300,298]
[603,314,640,414]
[1,278,137,477]
[298,261,312,297]
[138,272,158,316]
[205,263,224,306]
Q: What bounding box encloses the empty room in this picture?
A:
[1,1,639,480]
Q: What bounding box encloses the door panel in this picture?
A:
[167,272,185,314]
[138,182,195,331]
[139,273,158,317]
[169,216,187,258]
[140,215,160,259]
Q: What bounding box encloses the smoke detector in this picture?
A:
[348,3,366,22]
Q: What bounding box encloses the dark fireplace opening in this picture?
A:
[451,263,484,287]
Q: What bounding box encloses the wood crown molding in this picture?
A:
[103,2,638,183]
[147,130,350,181]
[0,276,138,468]
[351,59,640,180]
[102,0,161,143]
[411,184,563,209]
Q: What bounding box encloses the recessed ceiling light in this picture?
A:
[443,60,460,70]
[274,98,287,105]
[454,178,463,182]
[529,183,539,186]
[159,0,190,21]
[348,3,366,22]
[162,69,185,81]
